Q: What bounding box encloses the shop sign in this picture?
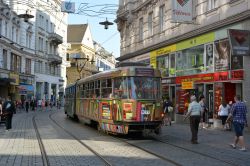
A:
[176,32,215,51]
[176,73,214,84]
[19,75,34,84]
[162,78,175,84]
[150,45,176,68]
[214,71,229,81]
[171,0,192,23]
[9,72,19,85]
[228,29,250,56]
[135,68,154,76]
[181,81,194,89]
[231,70,244,80]
[0,73,8,78]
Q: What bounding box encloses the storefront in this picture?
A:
[149,22,247,121]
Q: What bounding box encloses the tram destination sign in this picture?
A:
[228,29,250,56]
[135,68,154,76]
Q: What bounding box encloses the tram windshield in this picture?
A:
[114,77,161,99]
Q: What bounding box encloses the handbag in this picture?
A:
[168,106,173,112]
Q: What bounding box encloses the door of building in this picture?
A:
[206,84,214,121]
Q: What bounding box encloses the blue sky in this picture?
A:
[67,0,120,58]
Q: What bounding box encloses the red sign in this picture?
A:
[231,70,244,80]
[176,73,214,84]
[214,71,228,81]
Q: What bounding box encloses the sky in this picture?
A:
[67,0,120,58]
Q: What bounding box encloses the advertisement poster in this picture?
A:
[214,40,230,71]
[228,29,250,56]
[172,0,192,23]
[205,44,214,72]
[102,102,111,120]
[231,55,243,70]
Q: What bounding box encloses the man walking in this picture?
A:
[2,96,16,131]
[228,95,248,151]
[184,95,203,144]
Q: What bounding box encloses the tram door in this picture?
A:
[206,84,214,121]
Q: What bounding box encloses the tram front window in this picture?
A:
[129,77,161,99]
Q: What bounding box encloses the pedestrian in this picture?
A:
[25,100,29,113]
[38,99,42,110]
[227,95,248,151]
[2,96,16,131]
[163,97,174,126]
[184,95,202,144]
[218,100,230,130]
[199,95,207,129]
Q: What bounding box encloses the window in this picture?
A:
[157,55,169,77]
[16,29,18,43]
[2,49,7,69]
[46,19,48,31]
[139,18,143,41]
[0,18,2,35]
[25,58,31,74]
[148,12,153,36]
[159,5,165,32]
[207,0,218,11]
[39,37,44,51]
[101,79,112,98]
[45,40,48,53]
[11,26,14,41]
[11,53,21,72]
[5,21,8,37]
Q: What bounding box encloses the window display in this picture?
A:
[214,40,230,71]
[156,55,169,77]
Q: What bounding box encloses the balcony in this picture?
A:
[48,54,62,65]
[48,32,63,45]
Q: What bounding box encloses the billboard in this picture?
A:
[171,0,192,23]
[61,1,75,13]
[228,29,250,56]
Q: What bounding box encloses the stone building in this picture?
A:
[2,0,68,104]
[116,0,250,125]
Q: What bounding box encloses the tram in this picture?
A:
[64,65,163,134]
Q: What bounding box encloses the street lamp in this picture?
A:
[72,55,95,79]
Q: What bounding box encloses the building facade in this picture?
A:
[3,0,68,104]
[94,41,116,72]
[116,0,250,125]
[0,0,35,101]
[67,24,98,85]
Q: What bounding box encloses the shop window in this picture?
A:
[157,54,169,77]
[231,56,243,70]
[176,45,204,76]
[169,53,176,77]
[214,40,230,71]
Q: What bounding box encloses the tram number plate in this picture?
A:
[141,110,150,115]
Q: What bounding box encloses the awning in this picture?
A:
[18,84,34,91]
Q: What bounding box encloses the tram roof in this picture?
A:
[77,66,161,84]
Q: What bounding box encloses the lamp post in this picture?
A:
[73,56,95,79]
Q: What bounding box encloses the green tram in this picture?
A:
[64,66,163,134]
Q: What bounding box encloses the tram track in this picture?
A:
[153,136,238,166]
[32,115,50,166]
[114,136,182,166]
[48,113,113,166]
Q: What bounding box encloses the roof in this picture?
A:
[67,24,88,43]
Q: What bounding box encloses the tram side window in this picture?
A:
[84,83,88,98]
[89,82,95,98]
[95,80,100,97]
[114,77,128,99]
[101,79,112,98]
[85,83,90,98]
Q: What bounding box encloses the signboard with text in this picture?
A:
[171,0,192,23]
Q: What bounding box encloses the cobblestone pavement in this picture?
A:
[0,110,249,166]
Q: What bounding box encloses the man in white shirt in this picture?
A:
[184,95,203,144]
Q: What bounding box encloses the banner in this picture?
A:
[171,0,192,23]
[228,29,250,56]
